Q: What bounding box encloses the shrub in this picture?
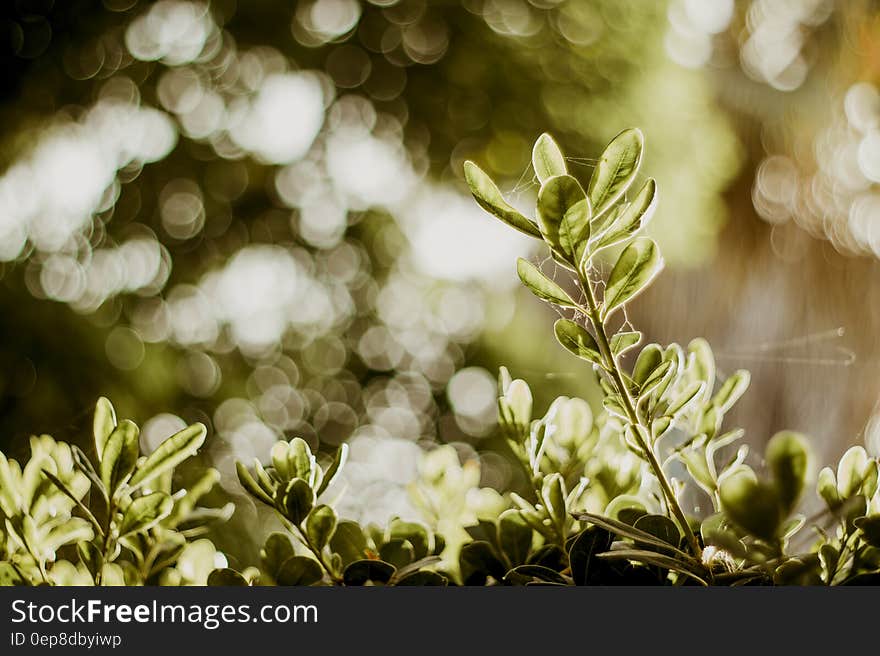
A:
[2,130,879,586]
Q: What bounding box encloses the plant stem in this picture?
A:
[290,522,342,585]
[577,271,703,558]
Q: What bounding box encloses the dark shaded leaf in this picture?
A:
[276,556,324,586]
[343,559,396,586]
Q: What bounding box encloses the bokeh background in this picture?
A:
[1,0,879,564]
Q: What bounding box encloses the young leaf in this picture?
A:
[587,128,644,217]
[602,238,663,319]
[236,461,274,506]
[765,431,812,512]
[665,381,705,418]
[119,492,173,537]
[817,466,840,508]
[712,370,750,414]
[536,174,591,261]
[278,478,315,525]
[532,133,567,184]
[610,331,642,357]
[837,446,870,498]
[463,161,541,238]
[305,504,338,551]
[100,420,140,495]
[516,258,578,308]
[554,319,602,365]
[632,344,663,387]
[315,443,348,497]
[589,178,657,253]
[93,397,116,463]
[128,423,207,492]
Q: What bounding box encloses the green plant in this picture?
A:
[4,130,880,587]
[460,129,880,585]
[0,398,229,585]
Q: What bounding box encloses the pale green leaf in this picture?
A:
[537,174,590,261]
[516,258,578,308]
[602,238,662,319]
[532,133,567,184]
[128,423,207,491]
[587,128,644,216]
[93,397,116,464]
[119,492,173,537]
[464,161,541,238]
[553,319,602,365]
[610,330,642,357]
[100,420,140,495]
[589,178,656,254]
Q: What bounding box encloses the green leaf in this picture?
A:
[305,505,338,551]
[277,478,315,525]
[837,446,870,498]
[516,258,578,307]
[236,461,274,506]
[129,423,206,492]
[276,556,324,586]
[665,381,705,418]
[542,473,568,527]
[537,174,591,261]
[329,521,367,566]
[854,516,880,548]
[395,570,448,586]
[587,128,644,217]
[610,331,642,357]
[589,178,657,253]
[459,540,507,585]
[554,319,602,365]
[207,568,248,586]
[464,161,541,238]
[71,445,106,501]
[572,511,696,561]
[532,133,567,184]
[597,550,707,585]
[343,559,396,586]
[632,344,663,387]
[0,562,26,586]
[119,492,173,537]
[765,431,812,512]
[498,510,532,567]
[633,515,681,553]
[568,526,613,585]
[389,519,430,560]
[602,237,662,319]
[100,420,140,495]
[41,469,103,538]
[379,539,415,569]
[718,466,782,541]
[42,517,94,555]
[817,467,840,508]
[93,397,116,463]
[504,564,568,586]
[315,443,348,496]
[712,370,750,414]
[261,532,296,578]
